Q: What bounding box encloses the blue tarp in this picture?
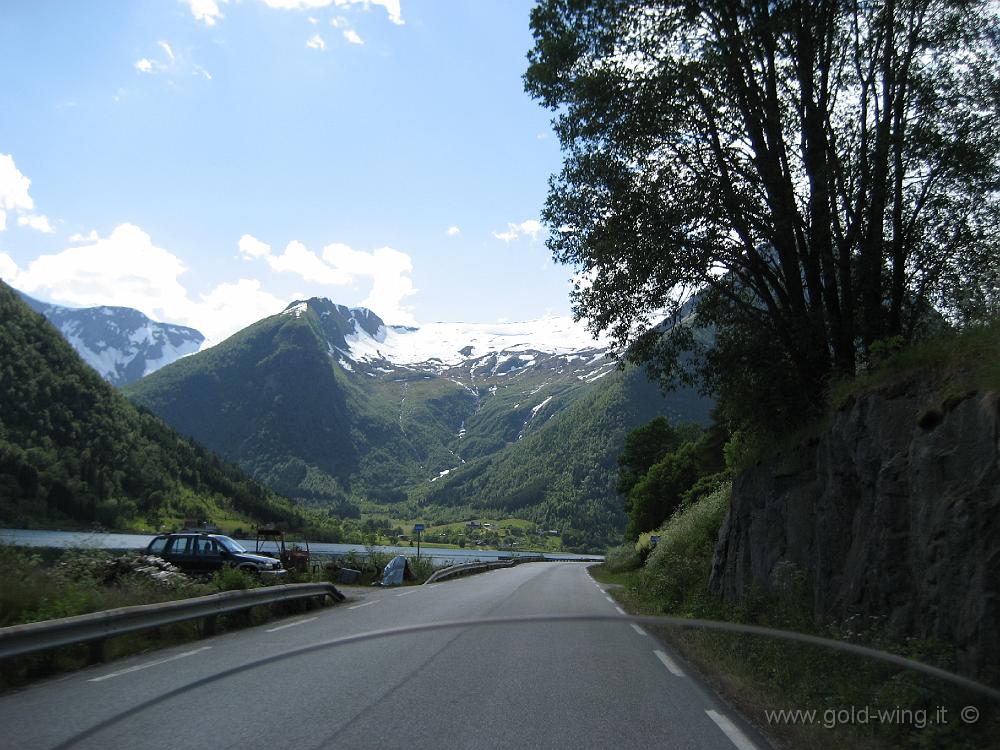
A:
[380,555,410,586]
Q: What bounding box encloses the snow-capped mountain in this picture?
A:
[282,297,616,382]
[18,292,204,386]
[125,294,711,546]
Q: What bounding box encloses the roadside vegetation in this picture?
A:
[594,321,1000,750]
[594,480,998,749]
[0,541,439,691]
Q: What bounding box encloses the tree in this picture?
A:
[526,0,1000,430]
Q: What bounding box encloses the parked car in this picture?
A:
[145,532,286,577]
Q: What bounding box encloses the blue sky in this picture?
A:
[0,0,574,344]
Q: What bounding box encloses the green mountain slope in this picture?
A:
[0,280,303,531]
[123,298,711,542]
[417,365,706,548]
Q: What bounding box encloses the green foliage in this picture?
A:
[636,483,731,613]
[602,543,643,573]
[525,0,1000,437]
[616,416,692,496]
[423,365,710,550]
[618,418,727,541]
[0,281,304,531]
[829,317,1000,411]
[212,565,260,592]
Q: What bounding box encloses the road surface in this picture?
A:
[0,563,770,749]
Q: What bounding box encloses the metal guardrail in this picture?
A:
[0,582,344,661]
[423,554,546,585]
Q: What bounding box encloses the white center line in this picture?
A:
[654,649,686,677]
[266,616,317,633]
[348,599,381,610]
[614,606,626,615]
[396,590,418,597]
[705,709,759,750]
[88,646,212,682]
[631,624,648,636]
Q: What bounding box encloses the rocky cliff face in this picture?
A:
[709,384,1000,680]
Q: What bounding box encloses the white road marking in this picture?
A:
[614,606,626,615]
[631,624,648,636]
[348,600,380,610]
[605,596,615,604]
[426,583,443,588]
[396,590,418,597]
[705,709,759,750]
[654,649,686,677]
[266,617,317,633]
[88,646,212,682]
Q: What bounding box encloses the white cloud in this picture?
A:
[0,210,5,232]
[308,15,319,23]
[242,236,417,324]
[194,65,213,80]
[330,15,348,27]
[238,233,272,258]
[195,278,287,346]
[0,251,18,281]
[158,41,176,61]
[70,230,100,243]
[306,33,327,50]
[263,0,334,8]
[343,29,364,44]
[333,0,403,25]
[0,153,35,214]
[446,225,460,236]
[9,222,289,346]
[492,218,545,243]
[182,0,226,26]
[17,214,55,233]
[262,0,403,24]
[135,58,155,73]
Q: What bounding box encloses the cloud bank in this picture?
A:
[239,234,417,324]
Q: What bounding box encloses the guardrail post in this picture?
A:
[88,638,105,664]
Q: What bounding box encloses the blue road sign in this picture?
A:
[413,524,425,532]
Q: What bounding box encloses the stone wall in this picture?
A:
[709,384,1000,679]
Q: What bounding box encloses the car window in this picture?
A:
[167,537,191,555]
[148,537,167,555]
[196,539,218,556]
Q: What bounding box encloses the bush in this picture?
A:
[638,482,731,615]
[603,544,643,573]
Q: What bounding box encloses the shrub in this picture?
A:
[603,544,643,573]
[638,482,731,615]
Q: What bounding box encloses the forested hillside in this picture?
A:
[413,365,709,548]
[0,280,303,531]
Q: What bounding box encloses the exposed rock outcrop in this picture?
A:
[709,385,1000,680]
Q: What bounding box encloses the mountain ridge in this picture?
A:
[125,295,711,544]
[15,290,204,386]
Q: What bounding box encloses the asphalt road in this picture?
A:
[0,563,771,750]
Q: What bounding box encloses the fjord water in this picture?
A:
[0,528,601,565]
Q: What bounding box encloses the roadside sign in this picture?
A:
[413,524,425,532]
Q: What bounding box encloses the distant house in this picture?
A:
[466,520,481,529]
[483,522,493,529]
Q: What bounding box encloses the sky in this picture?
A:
[0,0,578,345]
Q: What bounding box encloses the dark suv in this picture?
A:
[146,532,286,577]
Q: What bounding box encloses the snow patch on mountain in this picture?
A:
[17,291,204,386]
[342,313,608,366]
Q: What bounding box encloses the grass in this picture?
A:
[0,543,347,691]
[594,484,1000,750]
[828,320,1000,411]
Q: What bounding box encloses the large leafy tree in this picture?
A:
[526,0,1000,429]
